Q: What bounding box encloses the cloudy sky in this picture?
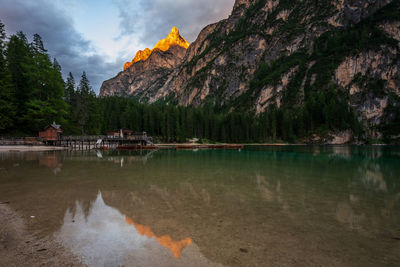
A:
[0,0,234,93]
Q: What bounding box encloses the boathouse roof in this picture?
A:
[44,122,61,130]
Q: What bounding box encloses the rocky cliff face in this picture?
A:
[100,27,189,98]
[100,44,186,98]
[100,0,400,141]
[161,0,398,104]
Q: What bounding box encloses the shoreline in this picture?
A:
[0,143,395,153]
[155,143,394,146]
[0,204,84,266]
[0,146,68,152]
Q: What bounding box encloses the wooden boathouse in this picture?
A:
[39,122,63,144]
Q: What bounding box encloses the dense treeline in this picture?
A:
[97,96,360,143]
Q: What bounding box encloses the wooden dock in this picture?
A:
[46,132,154,150]
[1,135,244,151]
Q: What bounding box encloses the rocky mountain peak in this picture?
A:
[123,27,190,70]
[153,26,190,51]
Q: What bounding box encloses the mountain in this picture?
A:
[100,0,400,141]
[100,27,189,98]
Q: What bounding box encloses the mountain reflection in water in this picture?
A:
[55,192,217,267]
[125,216,192,259]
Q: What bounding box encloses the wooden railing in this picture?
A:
[0,137,41,145]
[1,133,153,147]
[61,134,152,142]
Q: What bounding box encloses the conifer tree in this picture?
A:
[53,58,61,72]
[76,72,99,134]
[65,72,75,107]
[32,33,47,53]
[0,20,16,132]
[6,32,33,112]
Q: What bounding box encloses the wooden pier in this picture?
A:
[2,134,244,151]
[45,132,154,150]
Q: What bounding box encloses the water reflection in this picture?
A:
[39,153,63,174]
[359,164,387,192]
[331,145,351,159]
[0,146,399,266]
[335,201,365,230]
[55,192,219,267]
[103,150,157,166]
[125,217,192,259]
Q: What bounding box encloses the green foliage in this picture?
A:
[93,95,357,143]
[96,97,262,143]
[353,74,387,98]
[74,72,99,135]
[0,21,68,135]
[251,52,308,90]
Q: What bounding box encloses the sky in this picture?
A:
[0,0,234,93]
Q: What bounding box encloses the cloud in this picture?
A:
[113,0,234,46]
[0,0,122,93]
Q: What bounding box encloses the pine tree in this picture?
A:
[0,20,16,132]
[76,72,99,134]
[32,33,47,53]
[53,58,61,72]
[64,72,79,134]
[65,72,75,107]
[76,72,90,134]
[6,31,33,113]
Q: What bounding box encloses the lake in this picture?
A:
[0,146,399,266]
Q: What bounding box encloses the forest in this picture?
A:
[0,20,365,143]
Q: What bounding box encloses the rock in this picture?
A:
[327,130,353,145]
[239,248,248,253]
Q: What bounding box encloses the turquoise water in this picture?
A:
[0,146,399,266]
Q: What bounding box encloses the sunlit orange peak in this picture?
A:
[123,27,190,70]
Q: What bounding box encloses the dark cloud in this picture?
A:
[0,0,123,93]
[113,0,235,46]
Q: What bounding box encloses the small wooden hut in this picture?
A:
[39,122,63,142]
